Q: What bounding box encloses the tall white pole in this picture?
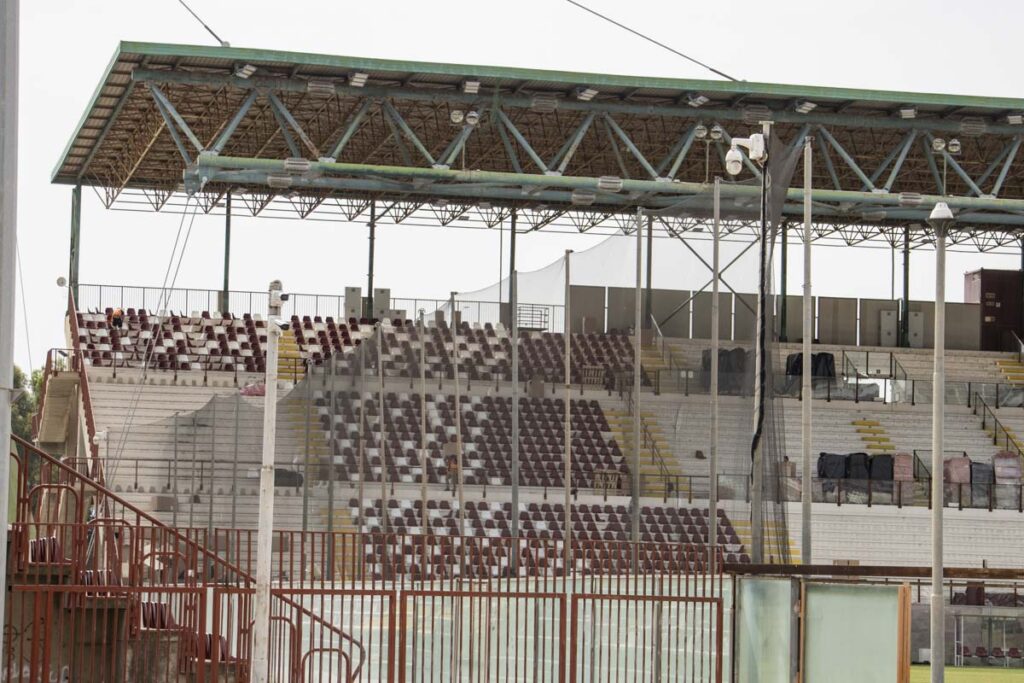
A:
[563,251,573,580]
[709,180,721,574]
[252,279,283,683]
[632,208,643,545]
[419,313,428,532]
[511,271,521,542]
[378,323,388,532]
[0,1,19,659]
[801,138,814,565]
[931,223,947,682]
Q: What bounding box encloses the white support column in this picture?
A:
[419,313,428,532]
[252,280,283,683]
[378,323,388,531]
[632,208,643,545]
[0,2,18,658]
[511,271,521,542]
[930,217,948,683]
[563,251,573,579]
[801,138,814,565]
[709,180,721,574]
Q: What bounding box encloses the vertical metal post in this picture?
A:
[709,179,721,574]
[452,296,465,537]
[190,415,197,529]
[378,323,388,531]
[931,224,947,683]
[172,414,179,528]
[419,312,428,532]
[357,344,365,524]
[801,138,814,565]
[252,280,284,683]
[231,394,239,534]
[511,271,521,543]
[326,352,336,551]
[221,191,231,313]
[644,215,653,328]
[780,224,789,341]
[632,208,642,544]
[367,200,376,317]
[302,363,311,532]
[901,227,911,347]
[563,250,573,578]
[750,126,771,565]
[69,184,81,304]
[508,209,517,327]
[207,399,216,534]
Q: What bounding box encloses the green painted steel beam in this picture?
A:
[193,154,1024,216]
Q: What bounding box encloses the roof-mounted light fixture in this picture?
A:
[571,189,596,206]
[694,123,709,139]
[597,176,623,192]
[575,87,599,102]
[531,93,560,113]
[1007,113,1024,125]
[462,80,481,95]
[947,138,962,155]
[306,80,336,98]
[349,72,369,88]
[931,137,947,153]
[709,124,724,141]
[283,158,312,174]
[234,64,257,79]
[687,93,709,108]
[898,106,917,120]
[794,100,817,114]
[266,174,293,189]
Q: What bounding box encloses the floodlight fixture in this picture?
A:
[709,124,724,141]
[531,93,559,113]
[234,64,257,79]
[306,80,336,98]
[794,100,817,114]
[597,176,624,192]
[571,189,596,206]
[349,72,369,88]
[462,80,481,95]
[947,138,962,155]
[687,93,710,108]
[283,157,312,173]
[266,174,293,189]
[931,137,946,153]
[465,110,481,126]
[575,87,599,102]
[899,106,917,120]
[694,124,709,139]
[450,109,465,124]
[1008,113,1024,125]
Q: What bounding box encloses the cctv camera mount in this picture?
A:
[725,133,768,176]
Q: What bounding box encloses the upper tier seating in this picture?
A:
[318,392,626,488]
[76,309,268,373]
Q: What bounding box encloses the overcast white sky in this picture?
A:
[11,0,1024,372]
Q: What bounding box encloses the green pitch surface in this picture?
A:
[910,665,1024,681]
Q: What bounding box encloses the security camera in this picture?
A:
[725,133,767,176]
[725,147,744,176]
[272,319,290,331]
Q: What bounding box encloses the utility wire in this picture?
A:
[15,241,32,378]
[176,0,230,47]
[564,0,738,81]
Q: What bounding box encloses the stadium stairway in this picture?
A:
[731,518,798,564]
[851,418,895,454]
[277,331,305,381]
[995,357,1024,386]
[602,405,684,497]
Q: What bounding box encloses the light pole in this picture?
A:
[927,201,953,683]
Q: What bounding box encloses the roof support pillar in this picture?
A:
[901,227,911,347]
[780,224,789,342]
[220,191,231,313]
[366,200,376,317]
[68,183,81,305]
[644,215,653,328]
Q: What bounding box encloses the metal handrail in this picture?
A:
[623,383,673,495]
[973,391,1024,462]
[1013,330,1024,364]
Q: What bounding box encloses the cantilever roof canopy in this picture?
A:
[53,41,1024,249]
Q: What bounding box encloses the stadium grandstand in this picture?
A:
[6,19,1024,683]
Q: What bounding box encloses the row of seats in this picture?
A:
[77,310,269,372]
[346,499,746,579]
[316,392,626,488]
[78,309,646,386]
[960,646,1023,665]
